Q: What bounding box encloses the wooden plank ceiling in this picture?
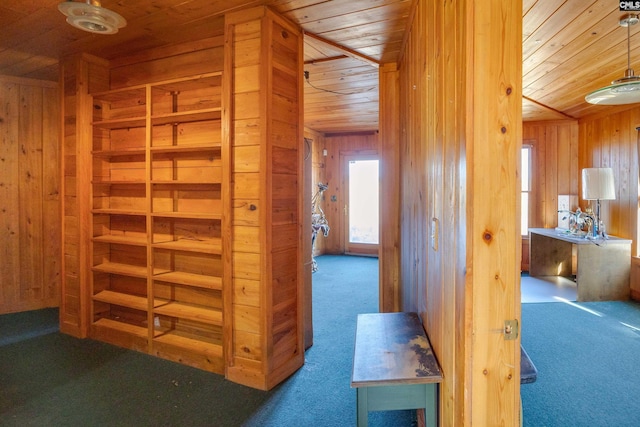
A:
[0,0,638,132]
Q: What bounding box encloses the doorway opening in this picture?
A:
[345,157,379,256]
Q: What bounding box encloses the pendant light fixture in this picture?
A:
[586,14,640,105]
[58,0,126,35]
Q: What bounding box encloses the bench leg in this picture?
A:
[356,384,439,426]
[424,384,437,427]
[357,387,368,427]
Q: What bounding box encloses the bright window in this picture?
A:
[521,146,531,236]
[348,159,379,244]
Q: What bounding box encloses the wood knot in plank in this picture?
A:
[483,230,493,244]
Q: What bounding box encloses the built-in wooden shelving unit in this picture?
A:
[61,8,304,390]
[88,72,225,373]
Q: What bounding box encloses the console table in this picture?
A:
[351,312,442,426]
[529,228,631,301]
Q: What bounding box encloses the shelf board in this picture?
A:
[93,317,148,338]
[154,301,222,325]
[93,235,148,246]
[152,72,223,93]
[150,181,221,186]
[151,108,221,126]
[153,332,223,356]
[93,290,150,311]
[152,239,221,254]
[92,85,147,102]
[150,144,220,154]
[151,212,221,220]
[92,179,146,185]
[92,262,148,278]
[151,180,220,186]
[92,209,147,216]
[153,271,222,290]
[92,117,147,129]
[92,148,146,158]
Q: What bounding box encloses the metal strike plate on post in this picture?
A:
[504,319,519,340]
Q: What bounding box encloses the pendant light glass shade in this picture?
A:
[58,0,126,35]
[584,77,640,105]
[586,15,640,105]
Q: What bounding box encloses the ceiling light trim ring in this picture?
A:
[58,1,126,35]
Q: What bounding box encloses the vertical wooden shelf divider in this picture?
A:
[145,84,153,353]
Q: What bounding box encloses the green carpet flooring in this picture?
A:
[11,259,638,426]
[521,300,640,426]
[0,255,414,426]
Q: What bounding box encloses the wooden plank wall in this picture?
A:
[225,6,304,390]
[577,107,640,296]
[60,54,109,335]
[226,8,267,389]
[523,120,580,228]
[466,0,522,421]
[521,120,579,271]
[379,63,400,312]
[397,0,521,425]
[311,132,377,254]
[266,12,304,388]
[109,36,224,89]
[0,75,60,314]
[398,1,458,422]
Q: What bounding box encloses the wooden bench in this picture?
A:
[351,312,443,426]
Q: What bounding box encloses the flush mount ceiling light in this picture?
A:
[58,0,126,35]
[586,14,640,105]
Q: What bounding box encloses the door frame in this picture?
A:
[341,153,380,256]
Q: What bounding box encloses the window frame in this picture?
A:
[521,145,532,236]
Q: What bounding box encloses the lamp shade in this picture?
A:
[581,168,616,200]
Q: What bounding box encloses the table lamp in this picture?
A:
[581,168,616,238]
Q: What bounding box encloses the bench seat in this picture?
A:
[351,312,443,426]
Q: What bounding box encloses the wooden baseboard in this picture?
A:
[0,299,58,316]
